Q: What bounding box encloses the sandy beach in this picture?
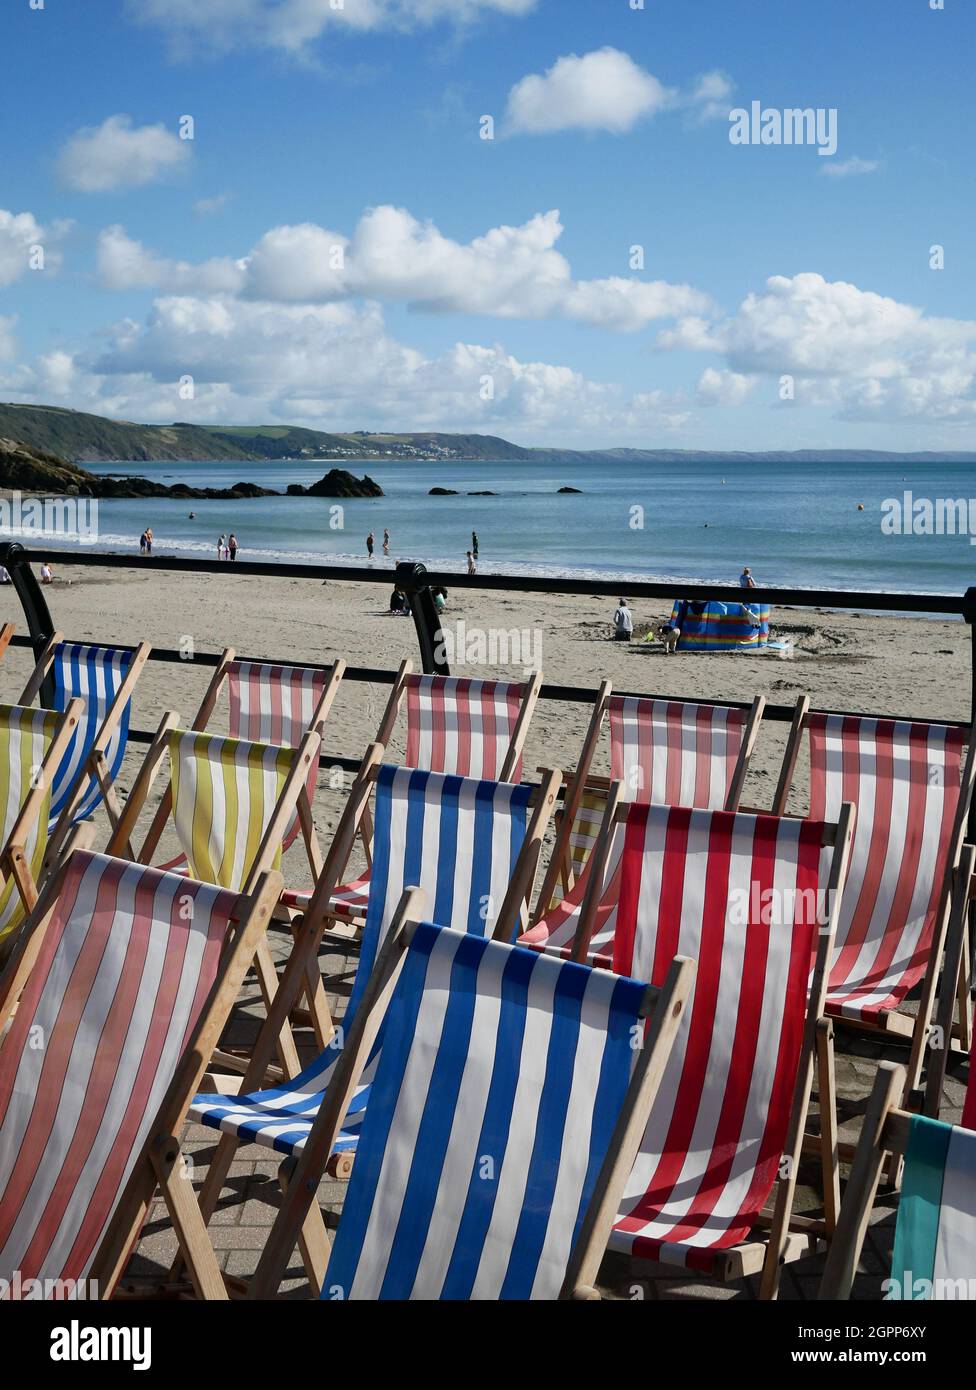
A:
[0,562,969,893]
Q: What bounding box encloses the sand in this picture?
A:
[1,562,970,891]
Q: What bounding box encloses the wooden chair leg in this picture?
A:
[816,1018,841,1236]
[150,1135,228,1301]
[279,1155,331,1297]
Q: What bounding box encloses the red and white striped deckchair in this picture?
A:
[0,849,282,1300]
[532,798,854,1297]
[924,846,976,1119]
[290,669,542,925]
[774,704,976,1104]
[535,690,765,925]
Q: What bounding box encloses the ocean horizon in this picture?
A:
[23,455,974,597]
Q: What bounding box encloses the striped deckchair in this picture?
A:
[0,699,84,948]
[923,847,976,1119]
[774,704,976,1104]
[0,849,282,1299]
[17,636,149,842]
[821,1059,976,1300]
[292,668,541,926]
[532,798,854,1298]
[245,918,695,1299]
[535,687,765,923]
[178,762,561,1291]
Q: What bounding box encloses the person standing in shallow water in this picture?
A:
[229,534,238,561]
[383,529,390,556]
[472,530,479,559]
[366,531,375,558]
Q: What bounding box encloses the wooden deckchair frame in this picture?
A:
[0,850,285,1302]
[164,757,563,1294]
[104,714,328,1076]
[817,1060,913,1300]
[923,846,976,1118]
[772,696,976,1112]
[0,622,16,663]
[0,695,86,957]
[234,901,696,1300]
[564,791,856,1299]
[535,689,766,921]
[16,634,151,857]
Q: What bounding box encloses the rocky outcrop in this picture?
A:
[429,486,458,496]
[287,470,384,498]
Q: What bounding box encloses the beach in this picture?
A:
[1,562,968,890]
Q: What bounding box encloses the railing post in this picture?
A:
[0,541,56,706]
[394,561,449,677]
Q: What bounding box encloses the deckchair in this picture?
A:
[17,635,150,851]
[0,622,15,663]
[105,718,329,1068]
[532,797,855,1298]
[177,760,561,1291]
[923,846,976,1118]
[289,668,542,927]
[0,698,85,950]
[243,914,696,1299]
[0,848,282,1300]
[819,1057,976,1299]
[773,701,976,1106]
[536,688,766,918]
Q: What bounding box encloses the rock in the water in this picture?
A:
[467,490,497,496]
[294,470,384,498]
[429,486,459,496]
[557,485,582,494]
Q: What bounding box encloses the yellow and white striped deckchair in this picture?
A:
[547,786,608,910]
[0,699,84,943]
[169,730,298,890]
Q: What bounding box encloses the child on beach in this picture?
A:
[218,534,225,560]
[383,529,390,555]
[466,551,476,574]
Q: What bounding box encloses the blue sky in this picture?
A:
[0,0,973,450]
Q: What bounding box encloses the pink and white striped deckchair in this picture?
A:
[530,799,854,1297]
[774,707,976,1102]
[535,691,766,924]
[0,849,282,1299]
[291,669,542,924]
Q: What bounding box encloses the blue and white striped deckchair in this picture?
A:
[189,765,542,1155]
[19,639,149,834]
[245,920,695,1299]
[181,763,559,1285]
[821,1059,976,1299]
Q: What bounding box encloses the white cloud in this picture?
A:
[0,316,18,363]
[0,209,70,286]
[687,70,736,123]
[820,156,882,179]
[97,226,245,294]
[194,192,233,217]
[662,273,976,423]
[58,115,190,193]
[129,0,536,55]
[505,48,675,135]
[99,205,711,331]
[696,367,756,406]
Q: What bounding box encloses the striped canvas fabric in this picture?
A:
[609,696,748,808]
[808,714,965,1022]
[49,643,135,829]
[547,788,608,912]
[189,766,534,1156]
[0,703,62,942]
[227,660,329,851]
[0,851,241,1292]
[570,803,827,1270]
[169,730,296,890]
[322,922,648,1301]
[405,674,526,781]
[962,1061,976,1132]
[888,1115,976,1299]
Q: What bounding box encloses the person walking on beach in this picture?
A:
[366,531,375,559]
[466,550,477,575]
[739,566,756,589]
[229,533,238,561]
[218,534,225,560]
[613,598,633,642]
[383,529,390,556]
[472,530,479,559]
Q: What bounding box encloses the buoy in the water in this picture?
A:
[857,503,864,511]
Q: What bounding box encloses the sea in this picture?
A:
[27,456,976,595]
